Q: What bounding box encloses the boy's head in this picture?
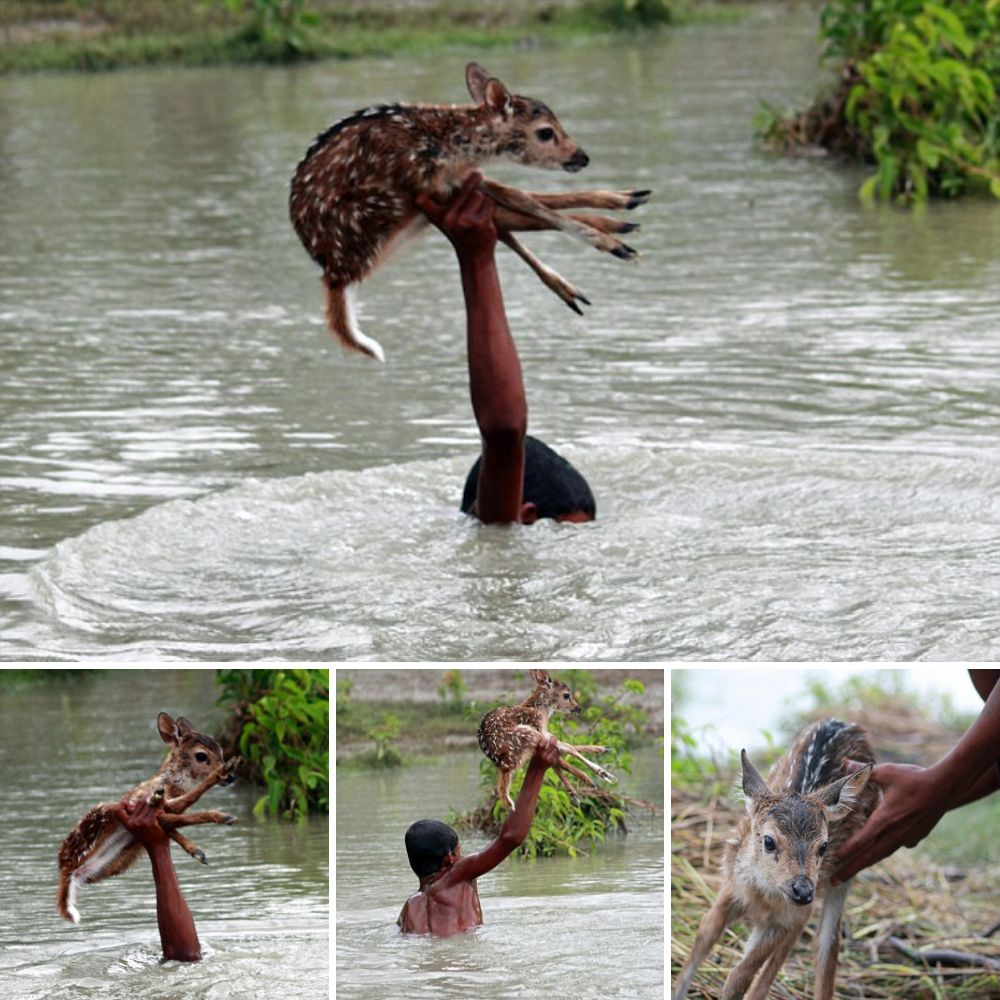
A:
[405,819,459,877]
[461,435,596,524]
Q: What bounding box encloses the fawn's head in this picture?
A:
[157,712,232,791]
[738,750,871,907]
[523,669,582,716]
[466,63,589,174]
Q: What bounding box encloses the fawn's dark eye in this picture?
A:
[763,835,776,853]
[818,841,828,856]
[195,751,209,763]
[536,127,556,142]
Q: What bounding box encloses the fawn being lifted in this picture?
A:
[673,719,878,1000]
[57,712,239,925]
[477,669,615,810]
[289,62,649,362]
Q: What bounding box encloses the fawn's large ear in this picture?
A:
[818,764,872,823]
[484,77,513,116]
[157,712,178,744]
[467,63,512,116]
[530,669,552,688]
[740,749,768,814]
[466,62,492,102]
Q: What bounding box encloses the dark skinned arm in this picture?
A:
[441,735,561,883]
[832,670,1000,884]
[417,172,529,525]
[113,795,202,962]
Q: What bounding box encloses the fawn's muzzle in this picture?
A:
[563,150,590,172]
[789,876,814,906]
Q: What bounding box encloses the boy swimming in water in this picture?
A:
[398,734,561,936]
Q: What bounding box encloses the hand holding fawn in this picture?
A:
[57,712,240,925]
[673,719,877,1000]
[477,669,615,810]
[289,62,650,362]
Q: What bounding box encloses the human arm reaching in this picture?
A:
[114,793,202,962]
[832,670,1000,884]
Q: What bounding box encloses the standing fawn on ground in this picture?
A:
[477,669,615,810]
[673,719,877,1000]
[57,712,240,925]
[289,62,650,362]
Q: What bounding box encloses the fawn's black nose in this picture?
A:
[789,877,814,906]
[564,149,590,172]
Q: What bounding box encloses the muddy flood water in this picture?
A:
[2,7,1000,659]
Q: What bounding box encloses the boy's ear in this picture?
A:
[819,764,872,823]
[740,749,768,814]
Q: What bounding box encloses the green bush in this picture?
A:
[762,0,1000,203]
[216,668,329,820]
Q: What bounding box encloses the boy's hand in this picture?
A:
[535,734,561,769]
[416,171,497,258]
[114,792,171,848]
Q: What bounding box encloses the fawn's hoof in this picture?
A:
[222,814,238,825]
[194,849,208,865]
[611,243,639,261]
[627,190,652,209]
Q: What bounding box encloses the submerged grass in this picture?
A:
[671,694,1000,999]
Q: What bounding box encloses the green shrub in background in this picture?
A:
[216,669,329,820]
[760,0,1000,204]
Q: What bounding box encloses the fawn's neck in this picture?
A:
[520,692,553,726]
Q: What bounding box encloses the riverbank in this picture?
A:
[0,0,745,75]
[336,668,664,760]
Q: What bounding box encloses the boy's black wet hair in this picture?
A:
[405,819,459,877]
[461,435,596,521]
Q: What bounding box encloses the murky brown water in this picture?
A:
[2,9,999,658]
[0,670,328,999]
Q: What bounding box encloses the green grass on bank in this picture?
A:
[0,0,747,75]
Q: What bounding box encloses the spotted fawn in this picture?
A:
[57,712,240,924]
[477,669,615,811]
[673,718,877,1000]
[289,62,650,362]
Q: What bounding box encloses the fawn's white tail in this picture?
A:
[324,282,385,363]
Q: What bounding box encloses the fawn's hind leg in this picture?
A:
[499,232,590,314]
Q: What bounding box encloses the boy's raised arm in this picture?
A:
[444,735,561,882]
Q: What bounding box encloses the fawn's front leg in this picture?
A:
[163,755,241,814]
[673,886,738,1000]
[743,920,808,1000]
[481,178,639,260]
[556,741,615,783]
[721,922,801,1000]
